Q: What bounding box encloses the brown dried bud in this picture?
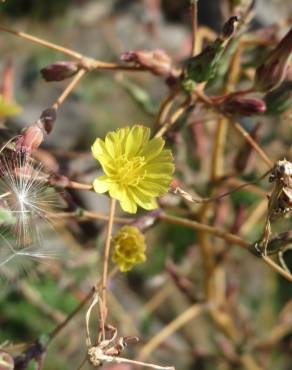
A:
[220,94,266,116]
[121,49,173,77]
[221,16,240,39]
[16,123,44,153]
[40,61,80,82]
[40,107,57,134]
[254,27,292,92]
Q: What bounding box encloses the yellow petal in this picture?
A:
[93,177,110,193]
[105,131,119,158]
[119,190,137,214]
[120,261,132,272]
[139,137,164,161]
[136,253,146,263]
[108,183,123,200]
[117,126,130,151]
[144,162,174,175]
[149,149,173,165]
[130,188,158,210]
[91,138,112,160]
[125,125,150,157]
[139,181,169,196]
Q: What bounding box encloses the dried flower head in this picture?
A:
[0,150,61,248]
[92,125,174,213]
[112,226,146,272]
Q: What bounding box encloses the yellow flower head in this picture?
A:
[112,225,146,272]
[92,125,174,213]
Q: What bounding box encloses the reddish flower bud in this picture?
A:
[220,94,266,116]
[121,49,173,77]
[40,61,80,82]
[254,28,292,92]
[16,123,44,153]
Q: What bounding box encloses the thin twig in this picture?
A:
[155,97,191,138]
[49,287,95,344]
[66,181,93,191]
[139,303,204,360]
[159,213,250,249]
[54,210,131,224]
[0,25,83,59]
[155,87,181,127]
[52,69,86,110]
[193,89,273,168]
[190,0,198,57]
[262,255,292,282]
[100,198,116,340]
[100,354,175,370]
[0,25,147,71]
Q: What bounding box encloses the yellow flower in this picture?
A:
[112,225,146,272]
[92,125,174,213]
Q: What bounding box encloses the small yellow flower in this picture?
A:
[112,225,146,272]
[92,125,174,213]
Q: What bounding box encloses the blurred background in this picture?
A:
[0,1,292,369]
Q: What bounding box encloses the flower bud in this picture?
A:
[254,28,292,92]
[184,16,239,85]
[16,123,44,153]
[112,226,146,272]
[40,61,80,82]
[40,107,57,133]
[220,94,266,116]
[264,80,292,115]
[184,40,224,83]
[121,49,173,77]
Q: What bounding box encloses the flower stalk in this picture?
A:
[99,198,116,340]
